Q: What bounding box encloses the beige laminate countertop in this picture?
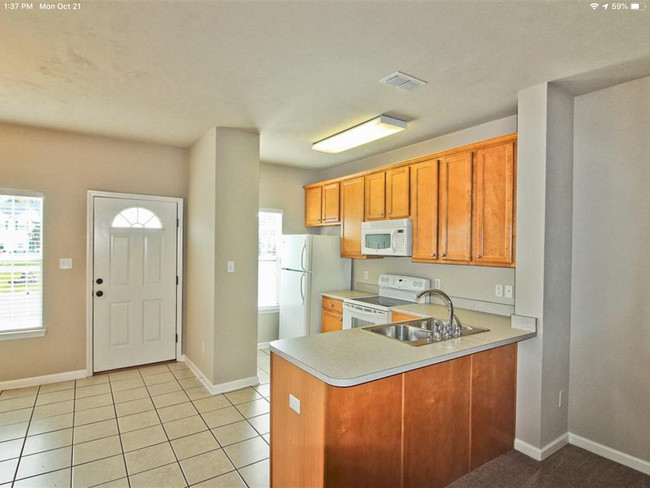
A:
[321,289,374,300]
[270,303,536,387]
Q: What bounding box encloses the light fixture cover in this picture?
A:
[312,115,408,154]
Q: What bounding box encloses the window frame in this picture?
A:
[258,208,283,313]
[0,188,46,341]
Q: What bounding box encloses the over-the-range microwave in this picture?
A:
[361,218,413,257]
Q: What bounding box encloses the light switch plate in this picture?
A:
[289,394,301,414]
[504,285,513,298]
[227,261,235,273]
[434,278,441,289]
[59,258,72,270]
[495,284,503,297]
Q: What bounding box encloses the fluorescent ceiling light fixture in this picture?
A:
[312,115,407,154]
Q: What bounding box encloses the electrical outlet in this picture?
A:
[363,271,369,280]
[59,258,73,270]
[434,278,441,289]
[227,261,235,273]
[495,284,503,297]
[504,285,513,298]
[289,394,301,414]
[558,389,565,408]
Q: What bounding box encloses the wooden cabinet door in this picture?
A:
[322,182,340,224]
[391,311,419,322]
[321,310,342,333]
[410,160,439,261]
[473,142,515,266]
[439,152,473,263]
[341,177,365,258]
[470,344,517,470]
[325,375,403,488]
[403,357,471,488]
[305,186,323,227]
[364,172,386,220]
[386,166,410,219]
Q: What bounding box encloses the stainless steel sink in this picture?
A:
[364,318,489,347]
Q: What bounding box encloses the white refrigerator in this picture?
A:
[279,235,351,339]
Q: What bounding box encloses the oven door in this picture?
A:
[343,302,390,329]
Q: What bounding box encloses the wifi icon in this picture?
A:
[590,2,599,8]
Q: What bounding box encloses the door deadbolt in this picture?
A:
[96,290,104,297]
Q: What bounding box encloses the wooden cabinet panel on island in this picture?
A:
[391,311,420,322]
[439,151,473,263]
[386,166,410,219]
[473,141,515,266]
[410,159,439,261]
[341,177,365,259]
[270,343,517,488]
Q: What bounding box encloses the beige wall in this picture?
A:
[0,123,187,382]
[257,163,318,343]
[570,76,650,463]
[185,128,217,383]
[318,116,518,305]
[185,128,260,386]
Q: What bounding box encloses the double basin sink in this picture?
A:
[364,317,489,347]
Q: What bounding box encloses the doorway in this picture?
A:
[87,191,183,373]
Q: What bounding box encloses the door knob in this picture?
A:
[96,278,103,285]
[96,290,104,297]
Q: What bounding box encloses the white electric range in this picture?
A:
[342,274,431,329]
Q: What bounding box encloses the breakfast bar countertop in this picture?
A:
[270,303,536,387]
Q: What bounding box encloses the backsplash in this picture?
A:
[352,257,515,306]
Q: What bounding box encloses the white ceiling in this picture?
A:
[1,2,648,169]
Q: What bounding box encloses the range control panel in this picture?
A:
[378,274,430,293]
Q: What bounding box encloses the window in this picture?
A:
[112,206,163,229]
[258,210,283,310]
[0,192,43,333]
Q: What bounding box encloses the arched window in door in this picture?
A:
[111,207,163,229]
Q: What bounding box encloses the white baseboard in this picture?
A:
[0,369,89,391]
[515,432,569,461]
[182,355,259,396]
[569,433,650,476]
[257,342,271,350]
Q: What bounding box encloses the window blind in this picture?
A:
[0,194,43,332]
[258,211,282,309]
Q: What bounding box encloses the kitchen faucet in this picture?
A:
[415,288,462,334]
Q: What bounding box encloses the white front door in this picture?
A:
[93,196,178,372]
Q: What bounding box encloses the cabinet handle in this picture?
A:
[477,254,482,259]
[441,253,446,258]
[431,253,436,258]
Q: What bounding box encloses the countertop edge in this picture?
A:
[270,331,536,387]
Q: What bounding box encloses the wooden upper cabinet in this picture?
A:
[410,160,439,262]
[439,151,473,263]
[473,142,515,266]
[341,177,365,259]
[322,182,340,224]
[364,172,386,220]
[386,166,410,219]
[305,186,323,227]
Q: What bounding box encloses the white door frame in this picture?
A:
[86,190,184,375]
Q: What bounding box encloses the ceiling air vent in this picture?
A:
[379,71,427,91]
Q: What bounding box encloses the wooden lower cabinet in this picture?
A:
[391,311,420,322]
[271,344,517,488]
[321,297,343,333]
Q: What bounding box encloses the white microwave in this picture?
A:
[361,219,413,256]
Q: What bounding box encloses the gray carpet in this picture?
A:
[446,445,650,488]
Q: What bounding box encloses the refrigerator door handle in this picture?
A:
[300,242,307,271]
[299,272,306,305]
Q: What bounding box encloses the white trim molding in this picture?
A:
[569,433,650,476]
[0,369,88,391]
[257,341,271,350]
[0,328,46,341]
[182,355,259,395]
[515,433,569,461]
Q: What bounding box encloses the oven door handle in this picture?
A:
[344,303,388,319]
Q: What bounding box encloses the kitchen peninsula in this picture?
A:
[269,304,535,488]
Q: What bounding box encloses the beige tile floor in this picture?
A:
[0,348,272,488]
